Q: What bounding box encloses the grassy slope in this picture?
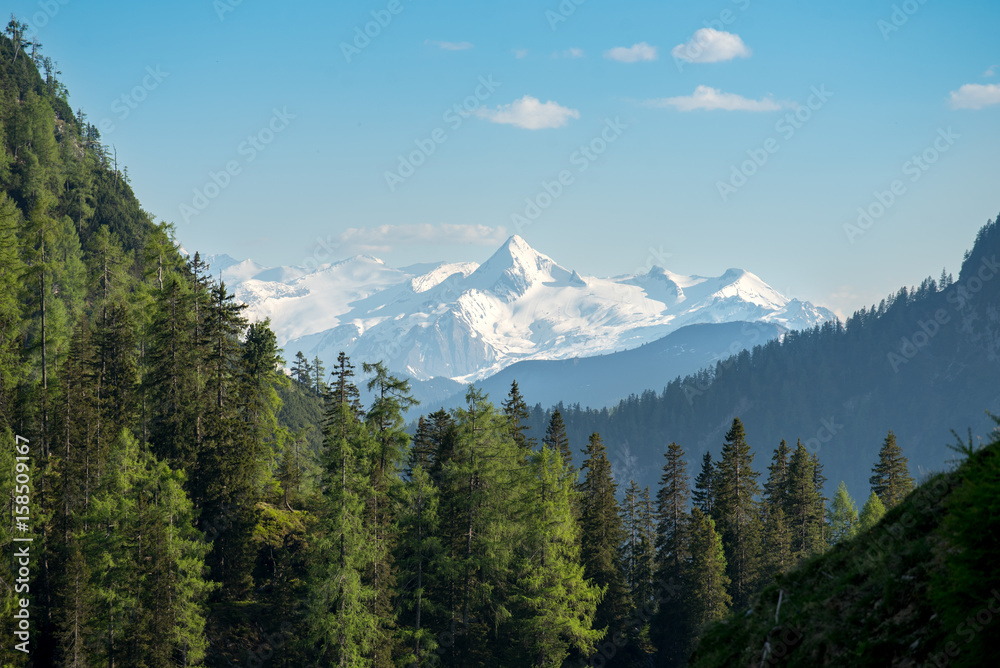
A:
[689,436,998,668]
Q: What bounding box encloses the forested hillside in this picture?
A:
[2,22,995,668]
[689,428,1000,667]
[529,218,1000,500]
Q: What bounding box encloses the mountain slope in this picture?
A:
[210,235,835,382]
[689,434,999,667]
[445,321,787,411]
[528,214,1000,505]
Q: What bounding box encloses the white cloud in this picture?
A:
[555,47,585,58]
[513,48,529,59]
[948,83,1000,109]
[335,224,508,253]
[426,40,473,51]
[984,64,997,77]
[671,28,751,64]
[604,42,658,63]
[646,85,784,112]
[475,95,580,129]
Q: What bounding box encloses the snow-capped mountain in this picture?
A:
[205,235,836,382]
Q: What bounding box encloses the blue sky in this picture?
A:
[11,0,1000,316]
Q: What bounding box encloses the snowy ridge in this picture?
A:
[208,236,837,381]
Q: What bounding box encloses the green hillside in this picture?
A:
[689,430,1000,667]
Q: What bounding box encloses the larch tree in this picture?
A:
[827,481,859,545]
[857,491,886,534]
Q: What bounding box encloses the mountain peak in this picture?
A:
[468,235,567,300]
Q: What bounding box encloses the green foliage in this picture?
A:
[712,418,763,609]
[869,430,915,509]
[828,480,859,544]
[502,379,536,450]
[682,509,731,647]
[578,432,630,645]
[786,440,825,563]
[857,490,886,534]
[931,426,1000,667]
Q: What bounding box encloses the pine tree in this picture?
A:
[412,408,453,479]
[0,194,24,420]
[292,351,310,385]
[437,387,527,665]
[362,360,418,666]
[308,397,385,666]
[763,440,791,511]
[681,509,731,654]
[512,446,602,666]
[811,452,828,546]
[636,486,657,616]
[395,458,442,667]
[712,418,763,609]
[543,408,573,479]
[857,491,886,533]
[692,451,716,516]
[145,275,199,471]
[785,440,823,563]
[762,505,793,576]
[650,442,691,666]
[622,480,644,607]
[329,352,363,439]
[578,432,630,642]
[313,354,326,395]
[869,430,915,509]
[828,481,859,544]
[195,282,258,601]
[502,379,536,450]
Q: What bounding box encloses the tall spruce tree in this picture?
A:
[362,360,418,666]
[578,432,630,645]
[692,451,716,516]
[712,418,763,609]
[395,454,442,667]
[785,440,824,563]
[308,393,386,666]
[437,387,527,665]
[869,430,914,509]
[681,509,731,656]
[543,408,573,479]
[502,379,536,450]
[650,442,691,667]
